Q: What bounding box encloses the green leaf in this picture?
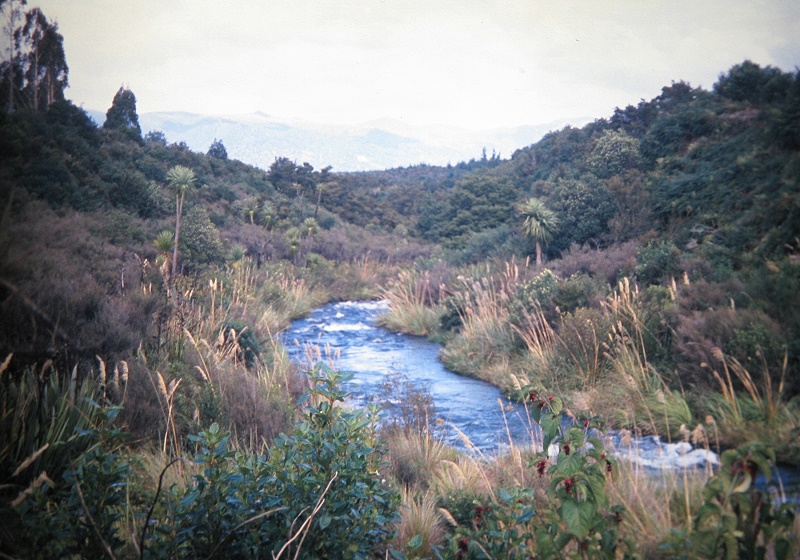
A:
[408,534,423,550]
[550,395,563,415]
[319,514,332,529]
[561,499,594,539]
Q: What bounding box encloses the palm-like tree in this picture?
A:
[301,217,319,239]
[166,165,197,276]
[259,202,275,230]
[516,197,559,267]
[153,230,175,282]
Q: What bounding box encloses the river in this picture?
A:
[278,300,739,475]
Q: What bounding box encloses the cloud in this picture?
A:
[32,0,800,128]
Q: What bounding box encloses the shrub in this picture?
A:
[661,443,798,559]
[12,402,131,559]
[439,391,636,559]
[635,239,681,286]
[150,365,401,559]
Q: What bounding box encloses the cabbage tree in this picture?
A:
[517,197,559,267]
[166,165,197,276]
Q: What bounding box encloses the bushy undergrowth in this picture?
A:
[4,365,401,559]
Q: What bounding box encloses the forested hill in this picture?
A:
[330,63,800,269]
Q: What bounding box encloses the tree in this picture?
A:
[1,0,26,114]
[516,197,559,267]
[103,86,142,142]
[207,138,227,159]
[19,7,68,110]
[548,176,616,251]
[258,201,275,229]
[179,205,224,269]
[301,217,319,238]
[144,130,167,145]
[587,130,640,179]
[714,60,791,105]
[165,165,197,276]
[153,230,175,282]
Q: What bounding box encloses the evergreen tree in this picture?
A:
[207,138,228,159]
[19,7,68,110]
[1,0,26,114]
[103,86,142,142]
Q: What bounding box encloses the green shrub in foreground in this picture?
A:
[435,390,637,560]
[148,364,400,559]
[661,443,798,560]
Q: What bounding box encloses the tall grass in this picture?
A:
[378,268,443,336]
[440,263,522,386]
[593,279,691,437]
[394,489,447,557]
[699,347,800,459]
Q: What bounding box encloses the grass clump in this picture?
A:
[379,269,443,337]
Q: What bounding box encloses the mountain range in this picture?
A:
[89,109,587,172]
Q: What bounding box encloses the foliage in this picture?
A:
[439,391,635,559]
[587,130,640,179]
[179,204,225,270]
[415,173,520,246]
[207,138,228,160]
[517,196,560,265]
[103,86,143,143]
[661,443,798,559]
[11,401,131,559]
[0,2,68,113]
[636,239,681,285]
[546,176,617,252]
[714,60,792,105]
[151,365,401,559]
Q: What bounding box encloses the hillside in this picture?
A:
[92,109,580,172]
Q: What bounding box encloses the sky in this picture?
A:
[22,0,800,130]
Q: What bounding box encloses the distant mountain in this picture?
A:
[89,110,587,172]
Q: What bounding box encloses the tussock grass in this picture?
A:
[379,269,443,336]
[439,263,523,387]
[385,430,458,492]
[607,457,710,556]
[394,489,447,557]
[694,348,800,462]
[588,279,691,437]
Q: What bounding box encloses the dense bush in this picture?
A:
[7,366,400,559]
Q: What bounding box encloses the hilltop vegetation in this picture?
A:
[1,3,799,556]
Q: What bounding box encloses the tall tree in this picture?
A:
[19,7,67,110]
[165,165,197,276]
[104,86,142,142]
[516,197,559,267]
[2,0,26,113]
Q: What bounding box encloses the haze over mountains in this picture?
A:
[89,110,586,172]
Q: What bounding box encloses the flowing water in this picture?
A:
[279,301,735,473]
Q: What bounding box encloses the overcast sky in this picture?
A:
[27,0,800,130]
